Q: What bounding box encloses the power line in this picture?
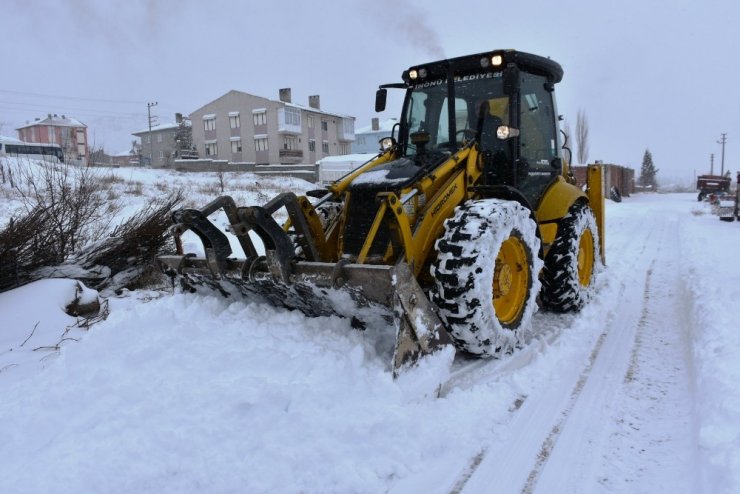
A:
[0,88,144,106]
[0,100,144,119]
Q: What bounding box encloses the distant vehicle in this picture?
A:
[0,136,64,163]
[696,174,730,201]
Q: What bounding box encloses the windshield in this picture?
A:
[403,72,506,154]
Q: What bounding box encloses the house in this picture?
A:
[132,121,181,167]
[189,89,355,167]
[352,117,398,154]
[16,114,88,166]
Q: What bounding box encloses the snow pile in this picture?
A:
[678,205,740,493]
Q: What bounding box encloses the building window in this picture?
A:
[229,113,241,129]
[205,142,218,156]
[339,143,350,154]
[308,139,316,152]
[322,141,329,153]
[283,136,297,150]
[157,133,163,143]
[285,107,301,127]
[255,137,268,152]
[144,135,150,144]
[253,111,266,126]
[308,116,314,128]
[321,120,328,131]
[204,117,216,131]
[159,150,164,159]
[231,139,242,153]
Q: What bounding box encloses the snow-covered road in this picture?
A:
[1,192,738,494]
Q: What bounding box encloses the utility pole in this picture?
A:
[717,133,727,176]
[710,153,714,175]
[147,101,158,166]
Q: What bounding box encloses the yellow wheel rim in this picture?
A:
[577,229,595,286]
[493,236,529,326]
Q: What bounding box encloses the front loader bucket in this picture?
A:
[158,194,455,377]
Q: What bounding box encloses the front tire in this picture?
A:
[541,202,601,312]
[432,200,542,356]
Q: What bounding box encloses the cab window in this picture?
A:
[519,74,557,166]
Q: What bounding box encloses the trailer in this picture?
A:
[697,174,731,201]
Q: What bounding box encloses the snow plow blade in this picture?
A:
[157,195,454,377]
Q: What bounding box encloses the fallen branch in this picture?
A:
[20,321,40,347]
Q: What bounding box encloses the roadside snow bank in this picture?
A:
[679,202,740,493]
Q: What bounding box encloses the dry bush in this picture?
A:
[12,160,120,260]
[0,189,184,294]
[197,183,221,196]
[125,181,144,196]
[100,174,126,186]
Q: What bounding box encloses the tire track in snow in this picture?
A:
[593,215,700,492]
[521,263,656,493]
[454,208,661,494]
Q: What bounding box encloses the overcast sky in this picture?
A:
[2,0,738,184]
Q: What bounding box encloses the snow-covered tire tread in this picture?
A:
[540,201,602,312]
[431,199,542,356]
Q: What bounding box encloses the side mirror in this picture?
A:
[375,88,387,112]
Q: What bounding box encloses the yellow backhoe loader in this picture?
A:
[159,49,605,376]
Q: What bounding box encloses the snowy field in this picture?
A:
[1,162,739,493]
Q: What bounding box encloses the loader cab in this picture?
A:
[389,50,563,208]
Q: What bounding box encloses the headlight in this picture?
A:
[409,69,419,80]
[491,54,503,66]
[379,137,395,151]
[496,125,520,140]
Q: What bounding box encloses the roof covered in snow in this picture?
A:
[16,115,86,130]
[355,118,398,135]
[190,89,355,120]
[0,135,24,144]
[131,122,181,136]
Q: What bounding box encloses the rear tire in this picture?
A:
[541,202,601,312]
[431,199,542,356]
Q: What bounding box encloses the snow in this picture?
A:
[1,163,740,494]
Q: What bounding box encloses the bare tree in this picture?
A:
[561,118,573,165]
[216,163,228,193]
[576,108,590,165]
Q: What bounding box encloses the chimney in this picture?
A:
[61,114,65,119]
[309,95,320,110]
[279,88,292,103]
[176,113,183,123]
[372,118,380,131]
[48,113,52,119]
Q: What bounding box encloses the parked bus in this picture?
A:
[0,136,64,163]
